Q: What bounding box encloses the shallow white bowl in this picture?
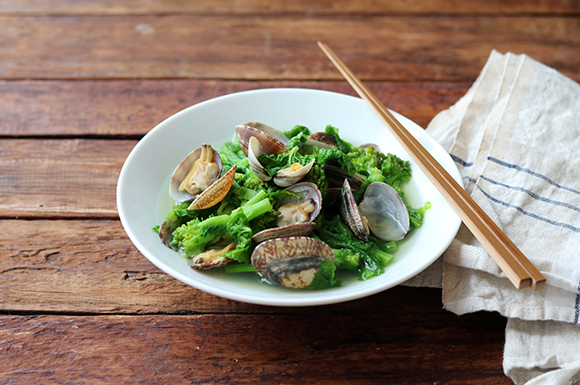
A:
[117,88,461,306]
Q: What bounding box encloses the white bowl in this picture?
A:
[117,88,462,306]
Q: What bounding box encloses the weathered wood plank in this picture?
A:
[0,313,510,384]
[0,0,577,15]
[0,140,133,218]
[0,16,578,81]
[0,219,446,315]
[0,80,469,136]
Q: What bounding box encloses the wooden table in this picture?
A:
[1,1,578,383]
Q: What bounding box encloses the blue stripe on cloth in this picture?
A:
[463,176,478,184]
[487,157,580,196]
[450,154,474,167]
[475,185,580,233]
[479,175,580,215]
[575,280,580,324]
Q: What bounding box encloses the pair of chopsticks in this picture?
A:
[317,41,546,291]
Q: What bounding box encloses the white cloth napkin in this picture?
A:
[406,50,580,385]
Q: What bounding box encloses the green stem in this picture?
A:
[224,263,258,274]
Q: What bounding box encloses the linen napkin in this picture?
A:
[408,50,580,384]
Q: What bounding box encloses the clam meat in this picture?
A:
[275,182,322,227]
[170,144,223,202]
[252,182,322,243]
[273,159,315,187]
[251,236,334,289]
[189,242,236,270]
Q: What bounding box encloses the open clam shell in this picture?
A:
[235,123,288,157]
[306,132,337,149]
[340,179,370,242]
[248,136,272,181]
[252,182,322,243]
[188,165,237,210]
[359,181,410,241]
[251,222,316,244]
[273,159,315,187]
[324,164,366,189]
[158,212,181,251]
[251,236,334,289]
[240,122,290,145]
[169,144,223,202]
[188,243,236,270]
[276,182,322,225]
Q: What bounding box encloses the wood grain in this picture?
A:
[0,16,578,81]
[0,140,134,218]
[0,311,509,384]
[0,219,441,315]
[0,0,577,15]
[0,80,469,136]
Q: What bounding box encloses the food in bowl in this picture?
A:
[155,122,430,290]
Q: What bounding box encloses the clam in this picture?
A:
[251,236,334,289]
[187,165,237,210]
[252,182,322,243]
[240,122,290,146]
[306,132,337,149]
[273,159,315,187]
[158,212,181,251]
[325,164,366,189]
[358,181,410,241]
[275,182,322,227]
[235,123,288,157]
[188,242,236,270]
[246,134,314,186]
[247,136,272,181]
[340,179,370,242]
[169,144,223,202]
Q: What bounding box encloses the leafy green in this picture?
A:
[258,147,315,177]
[171,191,273,263]
[324,124,353,153]
[306,259,341,290]
[284,125,311,149]
[381,153,412,188]
[315,215,393,280]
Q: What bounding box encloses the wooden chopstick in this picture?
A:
[317,41,546,291]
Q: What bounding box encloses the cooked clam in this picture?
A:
[251,236,334,289]
[158,212,181,251]
[247,136,272,181]
[325,164,366,189]
[252,182,322,243]
[358,181,410,241]
[340,179,370,242]
[188,242,236,270]
[235,123,288,157]
[170,144,223,202]
[276,182,322,227]
[273,159,315,187]
[188,165,237,210]
[307,132,337,149]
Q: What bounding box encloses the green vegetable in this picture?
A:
[314,216,393,280]
[381,152,412,188]
[324,124,353,153]
[258,147,315,177]
[284,125,311,149]
[306,259,341,289]
[171,190,273,263]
